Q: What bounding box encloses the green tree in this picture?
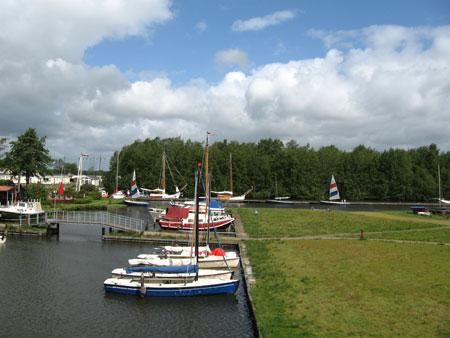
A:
[3,128,52,184]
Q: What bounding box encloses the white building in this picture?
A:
[0,169,102,187]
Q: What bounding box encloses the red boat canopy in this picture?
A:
[165,207,189,219]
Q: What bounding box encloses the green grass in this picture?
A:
[366,228,450,243]
[237,208,447,238]
[247,239,450,337]
[42,198,125,211]
[236,208,450,336]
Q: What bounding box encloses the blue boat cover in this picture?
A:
[125,265,198,274]
[209,199,224,209]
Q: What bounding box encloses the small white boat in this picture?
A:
[0,200,45,221]
[111,191,125,199]
[438,198,450,205]
[417,210,432,216]
[111,267,233,281]
[130,251,240,269]
[139,245,211,258]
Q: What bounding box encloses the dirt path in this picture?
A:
[353,211,450,226]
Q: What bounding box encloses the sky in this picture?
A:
[0,0,449,168]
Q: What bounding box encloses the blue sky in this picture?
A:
[0,0,450,165]
[84,0,450,84]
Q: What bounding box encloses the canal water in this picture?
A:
[0,222,256,337]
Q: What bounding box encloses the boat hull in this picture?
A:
[158,218,234,230]
[104,278,239,297]
[123,199,150,207]
[111,268,233,281]
[319,200,350,205]
[0,211,45,222]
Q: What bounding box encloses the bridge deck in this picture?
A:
[46,211,145,232]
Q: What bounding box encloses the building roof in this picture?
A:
[0,185,15,192]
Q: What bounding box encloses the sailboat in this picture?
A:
[437,164,450,205]
[267,177,293,204]
[111,151,125,199]
[140,150,184,200]
[320,175,349,205]
[211,153,252,202]
[104,162,240,297]
[123,170,149,206]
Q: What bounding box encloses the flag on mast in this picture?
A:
[58,182,64,196]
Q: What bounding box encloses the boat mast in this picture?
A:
[115,151,120,192]
[161,150,166,192]
[438,163,442,207]
[205,132,210,198]
[194,161,201,281]
[229,153,233,194]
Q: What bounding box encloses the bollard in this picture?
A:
[140,273,146,298]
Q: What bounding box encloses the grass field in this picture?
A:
[247,239,450,337]
[237,208,449,239]
[237,208,450,337]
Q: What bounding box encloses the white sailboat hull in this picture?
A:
[129,252,240,269]
[111,268,233,281]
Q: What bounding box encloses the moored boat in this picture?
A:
[111,267,233,282]
[130,250,240,269]
[0,200,45,222]
[157,199,234,230]
[104,277,239,297]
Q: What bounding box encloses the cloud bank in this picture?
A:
[0,1,449,165]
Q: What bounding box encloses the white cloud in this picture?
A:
[232,10,297,32]
[0,2,449,167]
[0,0,173,63]
[215,49,249,69]
[196,21,208,32]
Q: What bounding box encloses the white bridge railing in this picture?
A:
[47,211,145,232]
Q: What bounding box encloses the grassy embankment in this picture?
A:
[236,208,450,337]
[42,198,125,211]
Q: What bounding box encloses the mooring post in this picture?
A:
[360,229,364,240]
[140,273,146,298]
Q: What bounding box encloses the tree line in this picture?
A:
[102,137,450,202]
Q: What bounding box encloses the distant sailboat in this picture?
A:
[140,150,184,200]
[267,177,293,204]
[437,164,450,205]
[212,153,252,202]
[123,170,149,206]
[320,175,349,205]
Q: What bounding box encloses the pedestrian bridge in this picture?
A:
[46,211,146,233]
